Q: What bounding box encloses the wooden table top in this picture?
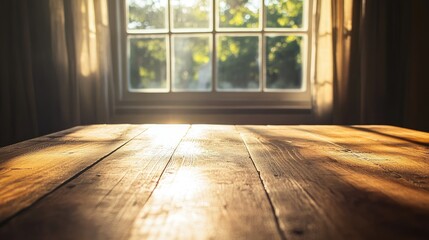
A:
[0,125,428,239]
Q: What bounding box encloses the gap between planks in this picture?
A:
[291,125,429,191]
[127,125,191,217]
[0,125,148,226]
[129,125,281,240]
[0,125,283,240]
[0,125,191,239]
[239,125,429,239]
[236,126,287,240]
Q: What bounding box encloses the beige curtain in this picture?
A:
[331,0,356,124]
[51,0,112,125]
[312,0,335,123]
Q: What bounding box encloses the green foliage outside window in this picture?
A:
[129,37,167,89]
[127,0,305,91]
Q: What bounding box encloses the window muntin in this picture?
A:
[122,0,312,108]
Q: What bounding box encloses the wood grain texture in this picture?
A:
[294,125,429,190]
[0,125,428,240]
[0,124,145,223]
[0,125,189,239]
[129,125,281,240]
[239,125,429,240]
[355,125,429,146]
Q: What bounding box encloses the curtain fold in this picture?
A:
[61,0,112,124]
[312,0,334,123]
[329,0,428,130]
[0,0,39,146]
[0,0,112,147]
[357,0,411,126]
[331,0,359,124]
[315,0,428,130]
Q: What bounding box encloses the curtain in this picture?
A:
[0,0,38,147]
[312,0,335,123]
[406,0,429,131]
[330,0,429,131]
[331,0,406,125]
[0,0,112,147]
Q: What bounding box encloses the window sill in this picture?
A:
[114,100,312,114]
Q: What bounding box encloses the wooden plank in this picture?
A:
[239,126,429,240]
[0,124,145,165]
[292,125,429,190]
[355,125,429,146]
[0,125,189,239]
[0,124,146,223]
[0,125,281,240]
[0,127,82,165]
[129,125,281,240]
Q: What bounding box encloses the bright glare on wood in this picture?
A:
[154,168,206,199]
[1,125,429,239]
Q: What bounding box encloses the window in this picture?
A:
[114,0,313,110]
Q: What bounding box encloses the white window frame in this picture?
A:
[110,0,315,111]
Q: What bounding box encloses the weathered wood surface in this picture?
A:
[0,125,428,240]
[0,124,146,223]
[239,126,429,239]
[293,125,429,190]
[0,125,189,239]
[129,125,280,240]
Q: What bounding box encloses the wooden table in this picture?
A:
[0,125,428,239]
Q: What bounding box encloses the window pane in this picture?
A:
[265,0,304,28]
[265,35,303,89]
[218,0,260,29]
[217,36,260,90]
[173,36,212,91]
[129,37,168,91]
[128,0,167,30]
[172,0,211,29]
